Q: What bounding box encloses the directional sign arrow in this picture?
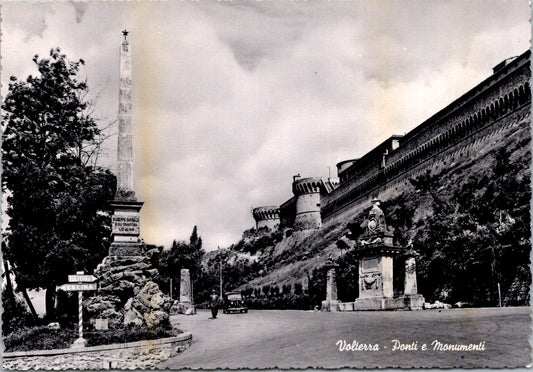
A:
[68,274,97,283]
[57,283,98,292]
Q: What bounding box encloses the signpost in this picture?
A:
[57,271,98,348]
[68,274,97,283]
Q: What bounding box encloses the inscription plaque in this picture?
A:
[112,215,140,235]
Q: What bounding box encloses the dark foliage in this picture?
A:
[2,48,116,320]
[155,226,205,301]
[2,294,37,336]
[3,324,179,352]
[411,147,530,306]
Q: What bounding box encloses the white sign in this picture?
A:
[58,283,98,291]
[68,274,97,283]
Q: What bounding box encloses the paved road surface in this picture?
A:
[160,307,531,369]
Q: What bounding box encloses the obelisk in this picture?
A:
[109,30,144,256]
[117,29,134,195]
[88,31,172,331]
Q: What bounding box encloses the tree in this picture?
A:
[156,226,205,301]
[2,48,116,320]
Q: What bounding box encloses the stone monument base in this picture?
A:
[401,294,425,310]
[109,242,143,256]
[354,294,425,311]
[321,300,340,312]
[338,302,355,311]
[170,301,196,315]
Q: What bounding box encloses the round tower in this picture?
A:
[252,206,280,230]
[292,177,323,230]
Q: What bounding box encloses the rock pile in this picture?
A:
[84,248,172,329]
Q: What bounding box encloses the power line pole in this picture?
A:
[218,246,223,298]
[220,258,223,299]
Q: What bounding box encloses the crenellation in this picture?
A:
[252,206,280,230]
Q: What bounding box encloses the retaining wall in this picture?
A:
[2,332,192,370]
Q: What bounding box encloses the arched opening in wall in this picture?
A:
[452,125,458,140]
[504,95,510,112]
[525,82,531,100]
[512,89,519,108]
[518,85,526,104]
[499,97,505,114]
[490,103,496,120]
[480,109,486,125]
[494,100,501,119]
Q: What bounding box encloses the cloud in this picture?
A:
[72,2,88,24]
[1,0,530,250]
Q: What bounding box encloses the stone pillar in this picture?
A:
[326,267,338,301]
[321,262,340,312]
[179,269,192,304]
[401,255,425,310]
[381,256,393,298]
[118,33,134,193]
[171,268,196,315]
[404,256,418,295]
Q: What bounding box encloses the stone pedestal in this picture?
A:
[354,255,395,310]
[109,200,144,256]
[321,299,340,312]
[71,337,87,349]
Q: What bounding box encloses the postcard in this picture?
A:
[1,0,531,369]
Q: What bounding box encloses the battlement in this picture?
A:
[252,206,280,230]
[292,177,323,195]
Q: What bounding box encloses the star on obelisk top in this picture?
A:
[122,29,129,41]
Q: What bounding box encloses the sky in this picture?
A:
[1,0,530,252]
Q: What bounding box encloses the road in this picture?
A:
[160,307,531,369]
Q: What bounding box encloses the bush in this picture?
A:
[3,324,181,352]
[4,327,77,352]
[2,294,37,336]
[85,325,179,347]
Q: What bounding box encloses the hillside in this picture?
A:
[204,114,530,308]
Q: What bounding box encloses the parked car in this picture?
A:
[223,291,248,314]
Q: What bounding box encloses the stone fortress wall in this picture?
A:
[253,50,531,230]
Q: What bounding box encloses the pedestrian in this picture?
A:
[210,290,220,319]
